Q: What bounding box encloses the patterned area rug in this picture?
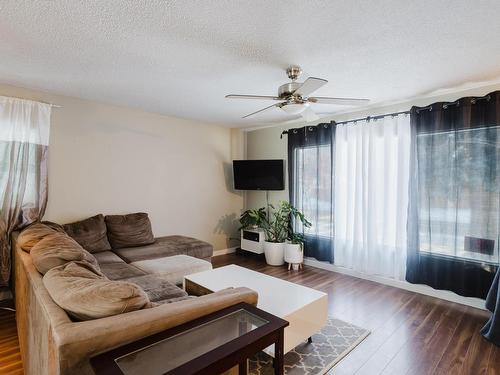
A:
[249,318,370,375]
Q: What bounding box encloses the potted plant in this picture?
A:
[262,202,289,266]
[238,207,267,230]
[284,204,311,270]
[285,234,306,270]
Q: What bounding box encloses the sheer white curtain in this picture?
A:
[334,114,411,280]
[0,96,51,286]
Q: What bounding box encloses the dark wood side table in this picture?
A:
[90,302,289,375]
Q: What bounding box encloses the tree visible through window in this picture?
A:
[418,126,500,264]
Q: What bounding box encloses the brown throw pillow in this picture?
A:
[63,214,111,253]
[17,223,59,253]
[43,261,150,321]
[31,232,100,275]
[105,213,155,248]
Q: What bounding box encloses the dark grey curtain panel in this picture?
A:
[287,122,335,263]
[406,91,500,299]
[482,267,500,345]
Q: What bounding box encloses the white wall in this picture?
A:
[0,84,244,250]
[245,81,500,209]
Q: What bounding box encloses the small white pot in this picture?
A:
[264,241,285,266]
[284,243,303,265]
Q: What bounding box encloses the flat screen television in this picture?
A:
[233,159,284,191]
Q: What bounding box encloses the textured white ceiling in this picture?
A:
[1,1,500,127]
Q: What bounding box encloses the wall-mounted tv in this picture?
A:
[233,159,284,191]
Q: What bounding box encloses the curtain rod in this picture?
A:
[280,109,410,138]
[1,95,62,108]
[335,110,410,125]
[280,92,493,137]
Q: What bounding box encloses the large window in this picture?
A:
[406,93,499,299]
[287,123,335,262]
[0,141,42,210]
[293,145,332,238]
[287,116,411,277]
[417,126,500,265]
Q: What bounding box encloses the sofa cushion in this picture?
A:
[99,263,146,280]
[63,214,111,253]
[93,250,125,264]
[105,212,155,248]
[113,235,213,263]
[31,233,99,275]
[17,222,62,253]
[131,255,212,285]
[125,274,188,302]
[43,261,150,321]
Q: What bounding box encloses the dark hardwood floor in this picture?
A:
[0,305,22,374]
[214,253,499,375]
[0,253,497,374]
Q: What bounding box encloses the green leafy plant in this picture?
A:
[262,203,288,243]
[263,201,311,244]
[238,207,267,231]
[286,203,312,246]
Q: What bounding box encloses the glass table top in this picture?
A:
[114,308,268,375]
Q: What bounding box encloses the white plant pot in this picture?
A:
[264,241,285,266]
[284,243,303,265]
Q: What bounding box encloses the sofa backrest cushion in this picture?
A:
[43,261,151,321]
[31,232,100,275]
[17,222,64,253]
[63,214,111,253]
[105,212,155,248]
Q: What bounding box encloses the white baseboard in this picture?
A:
[213,247,238,257]
[304,258,486,311]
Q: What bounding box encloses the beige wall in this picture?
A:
[0,84,244,250]
[245,82,500,209]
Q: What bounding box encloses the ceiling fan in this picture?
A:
[226,65,369,122]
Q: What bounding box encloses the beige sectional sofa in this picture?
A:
[12,214,258,375]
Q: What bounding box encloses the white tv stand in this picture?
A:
[240,228,265,254]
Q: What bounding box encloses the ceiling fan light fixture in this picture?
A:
[226,65,369,121]
[281,102,308,115]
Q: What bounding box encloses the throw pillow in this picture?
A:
[63,214,111,253]
[105,212,155,248]
[31,232,100,275]
[43,261,151,321]
[17,222,59,253]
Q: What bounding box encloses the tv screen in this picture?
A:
[233,160,284,191]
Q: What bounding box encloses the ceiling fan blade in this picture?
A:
[226,94,281,100]
[308,97,370,106]
[293,77,328,97]
[300,106,320,122]
[242,103,282,119]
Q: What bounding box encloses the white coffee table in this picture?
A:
[184,264,328,356]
